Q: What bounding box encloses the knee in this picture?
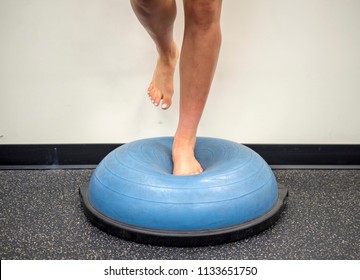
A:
[185,0,221,30]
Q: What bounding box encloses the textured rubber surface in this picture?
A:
[80,137,288,246]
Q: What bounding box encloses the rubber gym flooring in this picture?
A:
[1,169,359,259]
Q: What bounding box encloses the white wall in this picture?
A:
[0,0,359,144]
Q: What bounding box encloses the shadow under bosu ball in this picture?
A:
[80,137,288,247]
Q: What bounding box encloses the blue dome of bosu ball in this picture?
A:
[80,137,288,246]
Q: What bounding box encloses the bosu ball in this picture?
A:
[80,137,288,246]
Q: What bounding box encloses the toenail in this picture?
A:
[161,103,168,109]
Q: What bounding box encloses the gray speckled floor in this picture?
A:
[0,169,359,260]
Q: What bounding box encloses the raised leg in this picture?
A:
[172,0,222,175]
[130,0,179,109]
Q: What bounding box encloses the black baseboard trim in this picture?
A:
[0,144,359,170]
[0,144,121,167]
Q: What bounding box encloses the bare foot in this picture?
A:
[172,135,203,176]
[148,42,179,110]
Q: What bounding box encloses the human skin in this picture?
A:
[130,0,222,175]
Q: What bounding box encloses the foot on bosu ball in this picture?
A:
[80,137,288,247]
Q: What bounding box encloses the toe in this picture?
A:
[153,91,162,106]
[148,86,160,106]
[161,96,172,110]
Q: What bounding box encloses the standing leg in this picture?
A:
[130,0,179,109]
[172,0,222,175]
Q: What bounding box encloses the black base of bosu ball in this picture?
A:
[80,137,288,247]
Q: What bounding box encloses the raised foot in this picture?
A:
[147,42,179,110]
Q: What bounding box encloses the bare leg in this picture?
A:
[130,0,179,109]
[131,0,222,175]
[172,0,222,175]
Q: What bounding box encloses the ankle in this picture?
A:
[173,132,196,150]
[157,42,178,62]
